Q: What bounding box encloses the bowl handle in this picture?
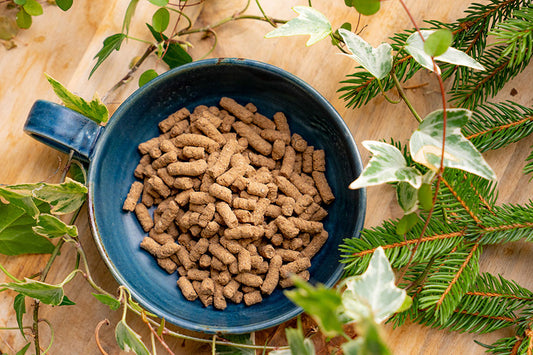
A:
[23,100,104,163]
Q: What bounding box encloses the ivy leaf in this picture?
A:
[349,141,422,190]
[418,183,433,211]
[396,212,419,235]
[424,29,453,57]
[351,0,380,16]
[410,109,497,180]
[0,187,39,219]
[55,0,73,11]
[215,334,254,355]
[138,69,158,87]
[148,0,168,6]
[0,16,19,40]
[33,214,78,238]
[341,247,410,324]
[67,161,87,185]
[5,279,65,305]
[59,295,76,306]
[285,277,344,337]
[265,6,332,46]
[147,24,192,69]
[0,201,55,255]
[396,182,418,214]
[14,294,26,339]
[405,30,485,74]
[341,321,391,355]
[92,293,121,311]
[122,0,139,35]
[44,73,109,124]
[90,33,126,78]
[152,7,169,33]
[338,28,392,80]
[14,0,26,5]
[115,320,150,355]
[23,0,43,16]
[15,343,31,355]
[16,8,32,29]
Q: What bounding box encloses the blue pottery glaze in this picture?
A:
[24,58,366,334]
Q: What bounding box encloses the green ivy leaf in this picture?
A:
[55,0,73,11]
[0,187,39,219]
[349,141,422,190]
[122,0,139,34]
[92,293,121,311]
[152,7,169,33]
[285,277,344,337]
[351,0,380,16]
[417,183,433,211]
[5,279,65,305]
[67,161,87,185]
[13,294,26,339]
[265,6,332,46]
[410,109,497,180]
[15,343,31,355]
[341,247,409,324]
[14,0,27,5]
[90,33,126,78]
[33,213,78,238]
[395,213,419,235]
[115,320,150,355]
[215,334,255,355]
[148,0,168,6]
[23,0,43,16]
[0,16,19,40]
[16,8,32,29]
[405,30,484,73]
[59,295,76,306]
[44,73,109,124]
[138,69,158,87]
[396,182,418,214]
[424,29,453,57]
[0,201,55,255]
[338,28,392,80]
[147,24,192,69]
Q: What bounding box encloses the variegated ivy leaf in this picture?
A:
[405,30,485,74]
[396,182,418,214]
[410,109,497,180]
[349,141,422,190]
[338,28,392,80]
[265,6,331,46]
[341,247,411,324]
[115,320,150,355]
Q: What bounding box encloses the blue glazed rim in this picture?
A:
[87,58,366,334]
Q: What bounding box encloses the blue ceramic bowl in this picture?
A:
[24,58,366,334]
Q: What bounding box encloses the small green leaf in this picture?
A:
[156,318,165,337]
[396,294,413,314]
[0,187,39,219]
[351,0,380,16]
[33,213,78,238]
[14,294,26,339]
[115,320,150,355]
[15,343,31,355]
[22,0,42,16]
[418,183,433,211]
[5,279,64,305]
[127,298,157,317]
[396,182,418,214]
[90,33,126,78]
[55,0,73,11]
[148,0,168,6]
[92,293,121,311]
[349,141,422,190]
[0,16,19,40]
[343,0,352,6]
[122,0,139,34]
[410,109,497,180]
[424,29,453,57]
[265,6,332,46]
[396,213,419,235]
[14,0,27,5]
[285,278,344,337]
[341,247,409,324]
[405,30,484,73]
[338,28,392,80]
[138,69,158,87]
[16,9,32,29]
[215,334,255,355]
[67,161,87,185]
[45,73,109,124]
[152,7,169,33]
[147,24,192,69]
[59,295,76,306]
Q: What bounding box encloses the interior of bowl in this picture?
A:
[88,58,366,334]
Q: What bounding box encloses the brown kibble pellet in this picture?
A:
[235,273,263,288]
[216,202,239,229]
[209,242,237,265]
[259,244,276,259]
[159,108,190,133]
[312,149,326,172]
[154,200,180,233]
[294,194,314,215]
[279,270,310,288]
[152,151,178,170]
[232,197,256,210]
[220,97,253,124]
[276,249,301,262]
[260,129,290,144]
[167,160,208,176]
[208,139,239,178]
[247,181,268,197]
[252,112,276,130]
[280,257,311,278]
[156,242,180,258]
[248,152,276,170]
[189,191,216,205]
[238,249,252,273]
[213,282,227,310]
[302,230,328,259]
[217,270,232,285]
[174,177,194,190]
[271,234,283,246]
[198,203,216,228]
[157,168,175,187]
[290,173,317,196]
[233,121,272,156]
[271,139,286,161]
[290,238,304,250]
[273,112,291,138]
[265,204,282,219]
[195,116,226,146]
[187,268,210,281]
[170,120,190,137]
[172,133,219,153]
[224,225,265,240]
[234,209,253,223]
[176,245,195,270]
[177,277,198,301]
[302,146,314,173]
[275,216,299,239]
[312,171,335,204]
[244,291,262,306]
[219,111,236,133]
[183,146,206,160]
[223,279,240,299]
[275,176,302,200]
[311,206,328,221]
[288,217,323,234]
[201,221,220,238]
[140,237,160,256]
[157,258,177,274]
[291,133,308,152]
[245,102,257,113]
[260,254,282,295]
[199,254,212,269]
[148,176,171,198]
[135,204,153,232]
[189,238,209,262]
[208,183,233,203]
[123,181,144,211]
[138,137,161,155]
[150,230,174,245]
[229,290,244,304]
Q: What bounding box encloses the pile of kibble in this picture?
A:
[122,97,334,310]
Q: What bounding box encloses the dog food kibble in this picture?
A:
[123,97,335,309]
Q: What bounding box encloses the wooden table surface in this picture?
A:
[1,0,532,354]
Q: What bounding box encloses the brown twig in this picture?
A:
[95,319,110,355]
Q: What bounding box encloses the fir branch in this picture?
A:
[463,101,533,152]
[525,148,533,178]
[487,334,529,354]
[468,201,533,244]
[418,242,481,323]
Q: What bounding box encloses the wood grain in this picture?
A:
[0,0,531,354]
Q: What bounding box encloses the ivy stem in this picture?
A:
[0,263,21,283]
[255,0,277,28]
[391,72,422,123]
[376,78,401,105]
[126,35,154,45]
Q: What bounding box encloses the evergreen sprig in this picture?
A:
[525,149,533,178]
